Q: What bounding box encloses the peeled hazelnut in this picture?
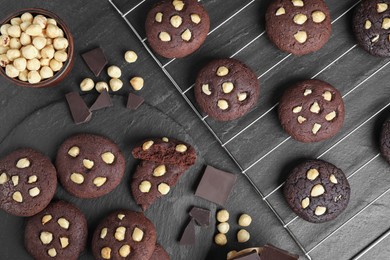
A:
[222,82,234,93]
[329,174,338,184]
[83,159,94,169]
[377,3,388,13]
[119,245,131,257]
[28,175,38,183]
[162,137,169,142]
[322,91,332,101]
[93,177,107,187]
[12,191,23,202]
[27,58,41,71]
[53,37,68,50]
[175,144,187,153]
[6,64,19,78]
[315,206,326,216]
[130,76,144,91]
[11,176,19,186]
[46,24,59,38]
[115,226,126,241]
[33,15,47,28]
[294,31,307,43]
[0,172,8,184]
[382,18,390,29]
[107,65,121,78]
[307,169,319,180]
[292,0,304,7]
[293,14,307,25]
[0,54,9,67]
[100,228,108,239]
[158,183,170,195]
[70,172,84,184]
[47,18,57,26]
[54,50,67,62]
[101,152,115,164]
[41,214,52,224]
[217,99,229,110]
[58,218,70,229]
[276,7,286,16]
[311,184,325,197]
[13,57,27,71]
[312,11,326,23]
[301,197,310,209]
[109,78,123,92]
[304,89,312,96]
[0,46,9,55]
[217,209,229,222]
[9,38,21,49]
[170,15,183,28]
[202,84,211,95]
[18,70,28,81]
[310,102,320,114]
[7,25,21,38]
[297,116,307,124]
[372,34,380,43]
[0,35,10,47]
[33,36,47,50]
[95,82,109,93]
[181,29,192,41]
[132,227,144,242]
[29,187,40,197]
[292,106,302,113]
[28,70,42,84]
[238,214,252,227]
[139,181,152,193]
[214,233,227,246]
[191,14,201,24]
[68,146,80,157]
[312,123,322,134]
[217,222,230,234]
[47,248,57,257]
[142,140,154,150]
[26,24,43,36]
[118,214,125,220]
[40,231,53,244]
[153,165,166,177]
[217,66,229,76]
[237,229,250,243]
[80,78,95,92]
[173,0,185,11]
[21,45,38,59]
[124,50,138,63]
[60,237,69,248]
[40,66,54,79]
[155,12,163,23]
[238,92,248,101]
[6,49,21,61]
[0,24,11,35]
[159,31,171,42]
[41,45,54,59]
[10,17,22,26]
[21,13,33,23]
[101,247,111,259]
[325,111,336,121]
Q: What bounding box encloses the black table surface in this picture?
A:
[0,0,389,260]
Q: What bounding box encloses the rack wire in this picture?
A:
[108,0,390,259]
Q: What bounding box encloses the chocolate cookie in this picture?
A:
[56,133,125,199]
[145,0,210,58]
[131,161,188,211]
[0,148,57,217]
[284,159,350,223]
[92,210,157,260]
[265,0,332,55]
[194,58,260,121]
[380,119,390,164]
[278,79,345,143]
[150,244,170,260]
[353,0,390,57]
[24,201,88,260]
[132,137,196,167]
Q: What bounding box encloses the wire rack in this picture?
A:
[108,0,390,259]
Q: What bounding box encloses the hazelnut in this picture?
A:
[26,24,43,36]
[18,70,28,81]
[46,24,59,38]
[58,218,70,229]
[0,35,10,47]
[297,116,307,124]
[159,31,171,42]
[118,214,125,220]
[60,237,69,248]
[155,12,163,23]
[173,0,185,11]
[101,247,111,259]
[315,206,326,216]
[0,46,9,55]
[40,66,54,79]
[33,15,47,28]
[109,78,123,92]
[238,214,252,227]
[100,228,108,239]
[101,152,115,164]
[95,81,109,93]
[28,175,38,183]
[237,229,250,243]
[237,92,247,101]
[49,59,63,72]
[28,70,41,84]
[170,15,183,28]
[107,65,121,78]
[119,245,131,257]
[325,111,336,121]
[130,76,144,91]
[312,11,326,23]
[175,144,187,153]
[0,54,9,67]
[41,214,52,224]
[13,57,27,71]
[7,25,21,38]
[27,58,40,71]
[53,37,68,50]
[6,64,19,78]
[20,22,31,32]
[41,45,55,59]
[202,84,211,95]
[10,17,22,26]
[158,183,170,195]
[93,177,107,187]
[217,99,229,110]
[124,50,138,63]
[275,7,286,16]
[217,222,230,234]
[80,78,95,92]
[329,174,338,184]
[12,191,23,202]
[216,209,229,222]
[11,175,19,186]
[40,231,53,244]
[70,172,84,184]
[6,49,21,61]
[54,50,68,62]
[142,140,154,150]
[292,0,304,7]
[21,13,33,23]
[377,3,388,13]
[32,36,47,50]
[382,18,390,30]
[310,102,320,114]
[181,29,192,41]
[311,184,325,197]
[222,82,234,93]
[10,38,21,49]
[47,248,57,257]
[217,66,229,76]
[294,31,307,44]
[16,158,30,168]
[304,89,312,96]
[0,24,11,35]
[0,172,8,184]
[153,165,166,177]
[162,137,169,142]
[365,20,372,30]
[21,45,38,59]
[83,159,94,169]
[372,34,380,43]
[29,187,40,197]
[301,197,310,209]
[312,123,322,134]
[293,14,307,25]
[322,91,332,101]
[132,227,144,242]
[307,169,319,180]
[191,14,201,24]
[214,233,227,246]
[47,18,57,26]
[68,146,80,157]
[115,226,126,241]
[139,181,152,193]
[292,106,302,113]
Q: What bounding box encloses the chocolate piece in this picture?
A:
[90,90,113,111]
[127,93,144,110]
[260,244,299,260]
[81,47,107,77]
[195,166,237,206]
[65,92,92,125]
[179,218,195,245]
[189,206,210,227]
[233,251,260,260]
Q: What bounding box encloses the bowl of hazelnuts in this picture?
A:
[0,8,74,88]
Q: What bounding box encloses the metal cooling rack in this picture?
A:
[108,0,390,259]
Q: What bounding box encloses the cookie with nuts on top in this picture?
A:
[0,148,57,217]
[150,244,170,260]
[145,0,210,58]
[132,137,197,167]
[131,160,188,211]
[24,200,88,260]
[92,210,157,260]
[55,133,125,198]
[380,119,390,164]
[194,58,260,121]
[353,0,390,57]
[283,159,350,223]
[265,0,332,55]
[278,79,345,143]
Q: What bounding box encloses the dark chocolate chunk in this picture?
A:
[65,92,92,125]
[195,166,237,206]
[233,251,260,260]
[260,244,299,260]
[90,89,113,111]
[189,206,210,227]
[127,93,144,110]
[81,47,107,77]
[179,218,196,245]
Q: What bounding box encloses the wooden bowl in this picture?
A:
[0,8,74,88]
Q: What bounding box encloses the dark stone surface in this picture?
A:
[0,0,389,260]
